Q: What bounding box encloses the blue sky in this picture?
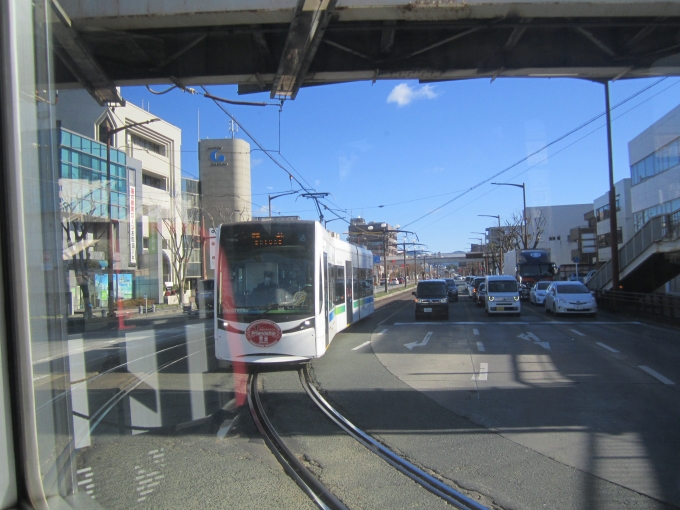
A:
[122,76,680,253]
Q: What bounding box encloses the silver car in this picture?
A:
[544,282,597,317]
[530,281,551,305]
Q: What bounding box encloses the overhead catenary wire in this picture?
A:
[402,77,669,228]
[416,77,680,232]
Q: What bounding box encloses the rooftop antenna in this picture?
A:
[228,119,238,139]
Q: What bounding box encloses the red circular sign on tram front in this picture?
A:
[245,319,282,347]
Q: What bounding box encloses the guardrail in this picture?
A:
[587,212,679,291]
[594,289,680,322]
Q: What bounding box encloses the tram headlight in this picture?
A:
[513,296,520,301]
[488,296,494,302]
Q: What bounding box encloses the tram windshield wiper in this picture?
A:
[252,303,280,320]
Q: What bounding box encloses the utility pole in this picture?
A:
[604,81,621,291]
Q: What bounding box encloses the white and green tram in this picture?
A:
[214,219,375,364]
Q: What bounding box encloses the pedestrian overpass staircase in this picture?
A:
[587,212,680,293]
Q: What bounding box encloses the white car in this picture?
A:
[544,282,597,317]
[529,281,551,305]
[485,275,521,315]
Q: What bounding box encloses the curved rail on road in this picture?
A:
[300,366,488,510]
[247,372,348,510]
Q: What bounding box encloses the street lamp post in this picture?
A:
[268,190,298,217]
[105,118,160,317]
[492,182,527,248]
[324,217,344,229]
[469,237,484,274]
[478,214,502,274]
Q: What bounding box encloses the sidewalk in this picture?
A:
[374,283,416,302]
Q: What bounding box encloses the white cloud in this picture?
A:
[315,179,321,186]
[387,83,438,107]
[252,158,263,167]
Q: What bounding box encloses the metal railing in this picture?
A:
[587,212,679,290]
[594,289,680,322]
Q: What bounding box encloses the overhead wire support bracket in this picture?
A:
[299,192,330,223]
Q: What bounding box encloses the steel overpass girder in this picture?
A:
[271,0,337,100]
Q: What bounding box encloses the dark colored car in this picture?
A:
[443,278,459,302]
[413,280,449,320]
[469,277,486,301]
[519,283,531,301]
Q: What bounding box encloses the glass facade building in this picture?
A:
[59,128,128,221]
[630,136,680,186]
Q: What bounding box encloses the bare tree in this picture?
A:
[60,181,108,318]
[154,197,201,307]
[504,210,546,250]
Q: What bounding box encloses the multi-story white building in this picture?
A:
[592,178,634,263]
[628,103,680,293]
[524,204,593,267]
[57,89,185,305]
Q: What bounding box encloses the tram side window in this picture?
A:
[319,262,324,311]
[335,265,345,304]
[328,263,335,307]
[352,267,363,299]
[366,269,373,296]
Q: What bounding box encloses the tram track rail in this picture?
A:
[248,366,488,510]
[247,371,348,510]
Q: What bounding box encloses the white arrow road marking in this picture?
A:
[472,363,489,381]
[639,366,675,385]
[352,341,371,351]
[473,329,480,336]
[476,341,485,352]
[405,332,433,351]
[518,332,549,350]
[517,332,541,342]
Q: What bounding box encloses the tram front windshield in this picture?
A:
[218,222,315,323]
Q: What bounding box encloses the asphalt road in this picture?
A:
[312,294,680,509]
[48,294,680,509]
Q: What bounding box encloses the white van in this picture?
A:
[485,275,521,316]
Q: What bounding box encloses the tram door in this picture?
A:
[345,260,353,325]
[323,253,330,346]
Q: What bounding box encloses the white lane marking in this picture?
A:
[476,341,485,352]
[351,341,371,351]
[378,301,414,325]
[405,331,433,351]
[473,329,480,336]
[596,342,620,353]
[377,329,388,335]
[639,366,675,385]
[536,342,551,350]
[472,362,489,381]
[217,418,237,439]
[570,329,586,337]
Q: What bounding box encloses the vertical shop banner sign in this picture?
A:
[129,186,136,265]
[149,218,158,254]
